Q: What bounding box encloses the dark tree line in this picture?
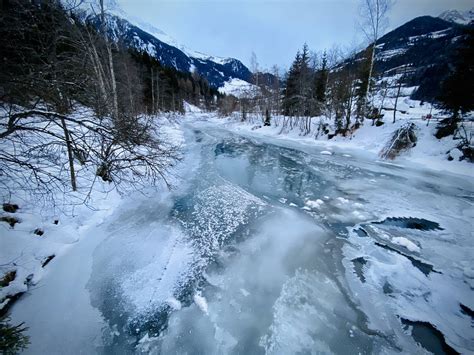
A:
[135,52,221,114]
[434,28,473,160]
[436,28,474,124]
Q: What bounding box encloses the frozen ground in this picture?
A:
[3,110,474,354]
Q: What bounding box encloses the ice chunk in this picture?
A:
[305,199,324,209]
[194,293,209,315]
[336,197,350,204]
[392,237,420,253]
[167,297,182,310]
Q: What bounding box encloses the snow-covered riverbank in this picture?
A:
[0,120,185,318]
[187,105,473,178]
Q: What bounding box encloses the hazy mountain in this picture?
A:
[438,8,474,25]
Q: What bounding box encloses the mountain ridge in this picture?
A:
[438,8,474,25]
[339,14,472,102]
[72,0,254,88]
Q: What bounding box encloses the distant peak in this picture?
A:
[438,8,474,25]
[71,0,236,65]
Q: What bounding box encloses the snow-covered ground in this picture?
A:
[218,78,260,98]
[0,115,185,319]
[2,103,473,354]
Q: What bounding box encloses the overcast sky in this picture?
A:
[119,0,472,70]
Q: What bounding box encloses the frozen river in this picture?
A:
[12,121,474,354]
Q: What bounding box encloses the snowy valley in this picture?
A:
[0,1,473,355]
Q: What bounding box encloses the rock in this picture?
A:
[3,203,19,213]
[449,148,463,161]
[380,123,418,159]
[435,117,458,139]
[41,255,55,267]
[0,216,19,228]
[460,145,474,162]
[0,270,16,287]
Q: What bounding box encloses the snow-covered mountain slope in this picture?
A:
[439,8,474,25]
[218,78,260,98]
[72,0,253,88]
[342,15,472,102]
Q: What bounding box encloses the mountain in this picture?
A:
[92,14,252,88]
[73,0,254,88]
[438,8,474,25]
[344,14,472,102]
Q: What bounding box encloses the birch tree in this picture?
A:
[359,0,394,117]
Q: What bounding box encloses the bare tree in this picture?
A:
[359,0,394,115]
[393,64,408,123]
[271,64,281,115]
[99,0,119,121]
[250,51,259,88]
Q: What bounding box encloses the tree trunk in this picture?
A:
[107,43,119,120]
[151,67,155,114]
[60,117,77,191]
[393,65,407,123]
[393,81,402,124]
[364,43,376,118]
[155,71,163,113]
[87,35,108,113]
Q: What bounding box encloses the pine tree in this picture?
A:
[298,44,312,116]
[435,29,474,139]
[282,44,312,117]
[437,29,474,119]
[313,51,329,115]
[282,51,302,116]
[354,47,372,123]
